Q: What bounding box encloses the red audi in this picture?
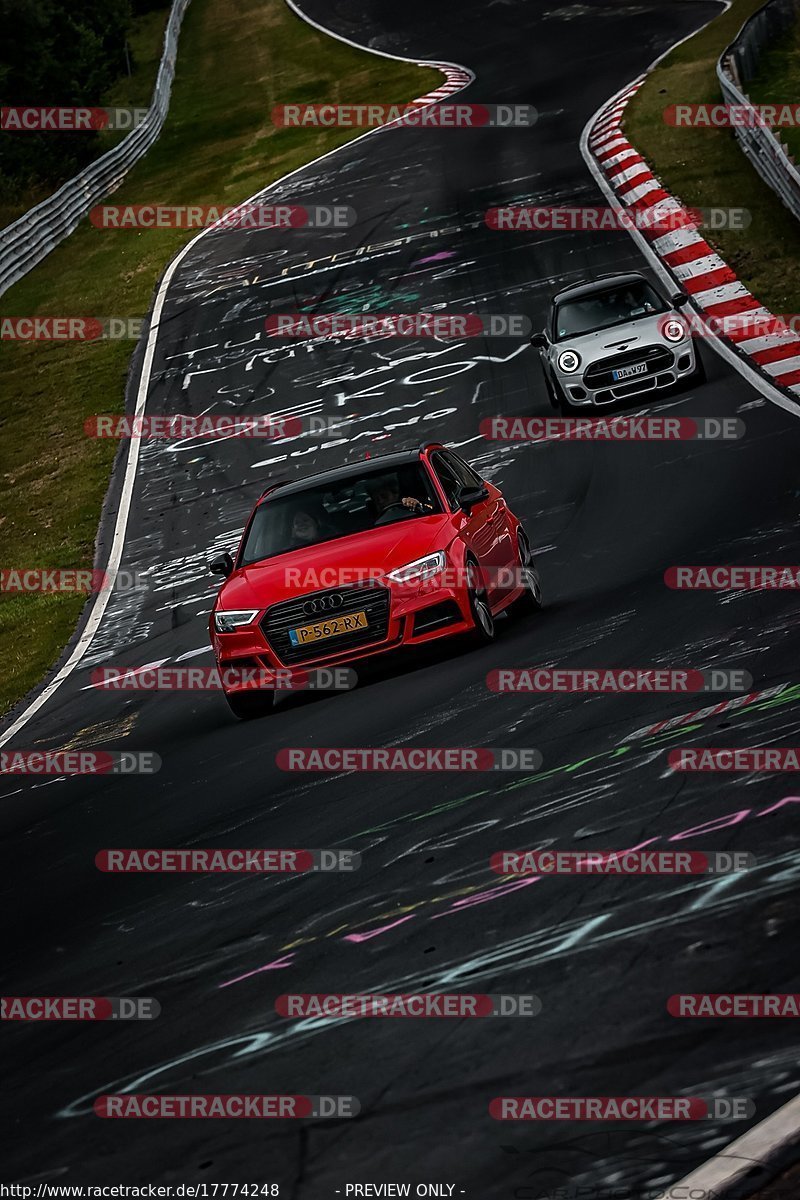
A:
[208,443,543,718]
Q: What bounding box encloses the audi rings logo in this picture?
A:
[303,594,345,616]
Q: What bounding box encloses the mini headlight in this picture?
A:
[557,349,581,373]
[387,551,446,585]
[214,609,258,633]
[663,318,686,343]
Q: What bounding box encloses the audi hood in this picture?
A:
[215,513,456,610]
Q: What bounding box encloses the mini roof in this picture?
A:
[553,271,652,305]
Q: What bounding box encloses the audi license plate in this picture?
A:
[612,362,648,381]
[288,610,368,646]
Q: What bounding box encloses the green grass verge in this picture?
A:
[0,0,439,717]
[624,0,800,316]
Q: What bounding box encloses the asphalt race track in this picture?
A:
[3,0,800,1193]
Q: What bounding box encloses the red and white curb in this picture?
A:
[380,62,475,130]
[584,75,800,405]
[411,63,473,104]
[584,60,800,1197]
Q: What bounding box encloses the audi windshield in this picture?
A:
[553,280,667,341]
[239,463,442,566]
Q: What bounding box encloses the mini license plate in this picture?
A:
[612,362,648,381]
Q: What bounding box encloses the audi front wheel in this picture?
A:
[466,558,496,644]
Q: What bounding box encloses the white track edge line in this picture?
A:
[0,2,474,750]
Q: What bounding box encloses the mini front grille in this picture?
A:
[584,344,674,388]
[261,584,391,664]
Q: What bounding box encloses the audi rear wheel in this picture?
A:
[514,531,544,615]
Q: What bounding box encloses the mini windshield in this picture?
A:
[553,280,667,341]
[239,462,442,566]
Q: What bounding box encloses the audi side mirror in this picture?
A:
[671,292,690,308]
[209,552,234,578]
[457,485,489,514]
[530,332,547,348]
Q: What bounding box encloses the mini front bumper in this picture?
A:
[554,339,697,408]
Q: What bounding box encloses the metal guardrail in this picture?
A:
[717,0,800,222]
[0,0,191,298]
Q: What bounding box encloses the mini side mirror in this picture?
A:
[671,292,690,308]
[209,552,234,578]
[530,332,547,348]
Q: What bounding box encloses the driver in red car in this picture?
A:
[367,474,433,524]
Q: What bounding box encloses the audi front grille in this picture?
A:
[261,583,391,665]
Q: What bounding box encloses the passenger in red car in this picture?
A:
[290,509,321,547]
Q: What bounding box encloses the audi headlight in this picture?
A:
[557,349,581,373]
[214,609,258,633]
[387,551,446,585]
[662,318,687,343]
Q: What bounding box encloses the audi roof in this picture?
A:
[258,443,445,503]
